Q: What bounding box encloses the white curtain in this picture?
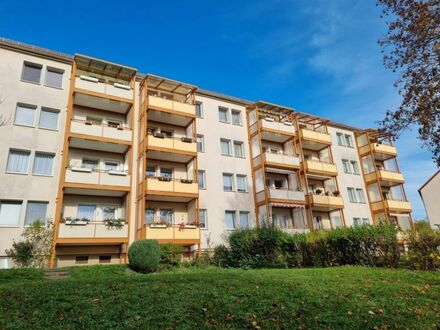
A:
[160,209,173,223]
[236,175,246,192]
[223,174,233,191]
[7,150,30,173]
[39,109,59,129]
[77,204,96,220]
[239,212,249,228]
[15,105,36,126]
[224,211,235,229]
[0,201,22,226]
[25,201,48,225]
[33,153,54,175]
[221,140,230,155]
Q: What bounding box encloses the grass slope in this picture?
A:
[0,266,439,329]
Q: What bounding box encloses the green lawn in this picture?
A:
[0,266,439,329]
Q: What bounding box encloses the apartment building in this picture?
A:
[0,38,413,268]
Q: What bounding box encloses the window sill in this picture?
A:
[221,154,233,157]
[6,171,28,176]
[219,121,230,124]
[44,84,64,90]
[20,79,41,85]
[32,173,54,177]
[38,126,59,132]
[0,225,20,228]
[13,123,35,128]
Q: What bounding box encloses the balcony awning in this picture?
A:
[75,54,137,81]
[145,74,196,96]
[265,167,293,175]
[271,203,305,208]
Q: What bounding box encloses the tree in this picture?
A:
[377,0,440,166]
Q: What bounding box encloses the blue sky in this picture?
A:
[1,0,437,218]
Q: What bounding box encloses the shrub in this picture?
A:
[128,240,160,273]
[213,245,230,267]
[405,227,440,270]
[5,241,34,268]
[160,244,183,269]
[191,251,214,268]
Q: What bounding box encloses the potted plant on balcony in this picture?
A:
[153,131,165,139]
[104,218,125,229]
[63,217,90,226]
[181,137,193,143]
[150,220,169,228]
[333,190,341,197]
[180,178,193,184]
[315,188,323,195]
[158,176,172,182]
[185,220,199,229]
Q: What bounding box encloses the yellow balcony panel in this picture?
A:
[65,168,130,187]
[148,95,195,117]
[300,129,332,145]
[146,226,174,240]
[386,200,412,213]
[264,152,300,169]
[145,225,200,243]
[360,143,397,159]
[70,120,132,142]
[57,222,128,239]
[147,178,198,196]
[308,193,344,210]
[267,189,306,203]
[260,119,296,136]
[75,76,133,101]
[365,170,404,186]
[147,135,197,154]
[305,160,338,177]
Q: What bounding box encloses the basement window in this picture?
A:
[99,256,111,264]
[75,256,89,264]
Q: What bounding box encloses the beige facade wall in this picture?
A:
[195,95,255,249]
[419,172,440,229]
[0,47,71,266]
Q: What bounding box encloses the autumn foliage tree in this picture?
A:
[377,0,440,165]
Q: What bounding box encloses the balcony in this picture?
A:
[146,177,198,199]
[260,118,295,135]
[148,95,195,117]
[65,168,130,188]
[147,134,197,154]
[74,75,133,101]
[57,222,128,242]
[304,160,338,177]
[307,193,344,210]
[70,119,132,143]
[264,152,300,169]
[267,188,306,202]
[365,170,404,186]
[359,143,397,160]
[371,199,412,213]
[300,129,332,150]
[145,225,200,244]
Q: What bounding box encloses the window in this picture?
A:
[38,108,59,130]
[146,166,156,177]
[223,173,234,191]
[233,141,244,158]
[356,188,366,203]
[220,139,231,156]
[225,210,236,229]
[25,201,48,225]
[198,170,206,189]
[7,149,30,174]
[99,256,111,264]
[197,135,205,152]
[236,175,247,192]
[160,168,172,178]
[218,107,229,123]
[32,152,54,176]
[336,132,345,146]
[75,256,89,265]
[45,68,64,88]
[345,134,354,147]
[239,211,250,229]
[104,161,119,171]
[195,102,203,118]
[362,218,370,225]
[82,159,98,170]
[231,110,241,125]
[145,208,155,224]
[351,161,360,174]
[0,201,22,226]
[347,188,357,203]
[342,159,351,173]
[102,206,117,220]
[332,216,342,228]
[22,62,42,83]
[353,217,361,226]
[77,204,96,220]
[14,104,37,127]
[160,209,173,224]
[199,209,207,229]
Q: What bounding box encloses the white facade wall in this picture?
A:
[195,95,255,249]
[419,172,440,229]
[328,126,372,226]
[0,48,71,266]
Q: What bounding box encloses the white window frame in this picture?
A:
[77,204,97,221]
[6,149,31,174]
[236,174,248,193]
[198,170,206,189]
[0,200,22,227]
[336,132,345,146]
[351,160,360,175]
[347,187,357,203]
[197,134,205,152]
[220,138,232,156]
[224,210,236,230]
[32,152,55,176]
[199,209,207,229]
[24,201,48,226]
[239,211,250,229]
[356,188,366,203]
[218,107,229,123]
[14,103,37,127]
[223,173,234,192]
[342,159,351,174]
[38,107,60,131]
[233,141,245,158]
[345,134,354,148]
[195,102,203,118]
[231,110,242,125]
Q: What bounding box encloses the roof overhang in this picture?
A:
[75,54,137,81]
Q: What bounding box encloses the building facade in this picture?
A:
[0,38,413,268]
[419,171,440,230]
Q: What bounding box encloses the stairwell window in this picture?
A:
[199,209,207,229]
[195,102,203,118]
[197,135,205,152]
[231,110,242,125]
[223,173,234,191]
[220,139,232,156]
[38,108,59,130]
[45,67,64,88]
[336,132,345,146]
[7,149,30,174]
[236,175,247,192]
[32,152,54,176]
[218,107,229,123]
[198,170,206,189]
[24,201,48,225]
[225,210,236,229]
[14,103,37,127]
[21,62,42,84]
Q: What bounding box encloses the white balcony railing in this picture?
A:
[260,118,296,135]
[75,76,133,100]
[264,152,300,167]
[268,188,306,202]
[70,120,132,142]
[65,168,130,187]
